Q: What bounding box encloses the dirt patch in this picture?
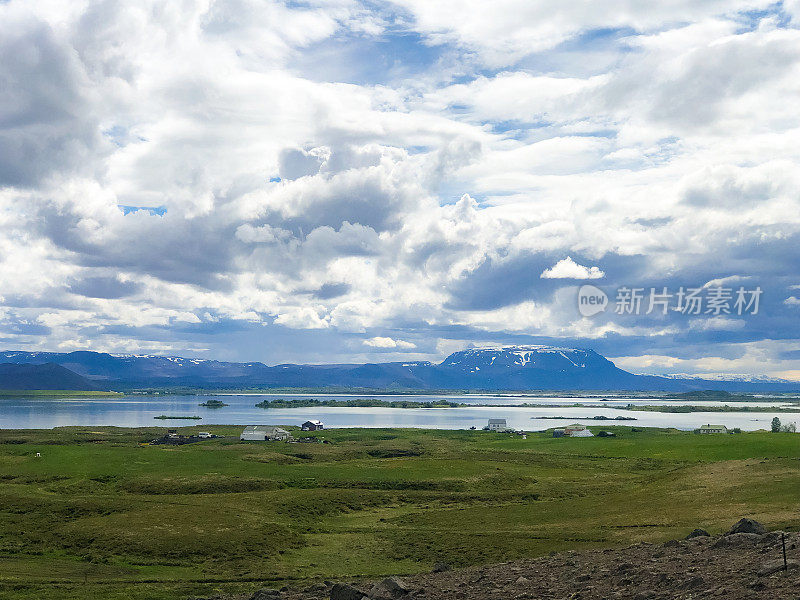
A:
[218,528,800,600]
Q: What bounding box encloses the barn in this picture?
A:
[240,425,291,441]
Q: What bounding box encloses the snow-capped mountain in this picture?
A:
[1,347,798,392]
[440,346,607,372]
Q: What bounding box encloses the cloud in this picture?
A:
[0,13,105,186]
[0,0,798,376]
[363,336,416,349]
[541,257,605,280]
[67,276,140,299]
[784,297,800,307]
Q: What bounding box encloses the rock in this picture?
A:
[686,528,710,539]
[369,577,411,599]
[757,560,799,577]
[726,518,766,535]
[431,562,451,573]
[330,583,365,600]
[515,576,530,585]
[633,592,657,600]
[663,539,680,547]
[682,575,705,589]
[250,589,281,600]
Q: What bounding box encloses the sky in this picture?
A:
[1,0,800,378]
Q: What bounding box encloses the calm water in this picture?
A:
[0,393,798,431]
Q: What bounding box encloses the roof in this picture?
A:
[699,424,726,429]
[488,418,507,423]
[303,420,323,425]
[242,425,289,434]
[571,429,594,437]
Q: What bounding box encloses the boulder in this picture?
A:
[330,583,366,600]
[685,528,710,539]
[432,562,451,573]
[726,518,766,535]
[369,577,411,599]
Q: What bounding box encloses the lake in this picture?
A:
[1,393,798,431]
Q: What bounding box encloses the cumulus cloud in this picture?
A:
[0,0,799,375]
[363,336,416,349]
[541,257,605,280]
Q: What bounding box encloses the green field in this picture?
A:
[1,426,799,600]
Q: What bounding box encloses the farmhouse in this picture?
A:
[696,424,728,434]
[487,418,510,432]
[564,424,587,436]
[301,420,324,431]
[570,428,594,438]
[240,425,292,441]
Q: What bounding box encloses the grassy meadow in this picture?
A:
[0,425,799,599]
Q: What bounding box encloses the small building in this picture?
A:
[240,425,292,441]
[301,420,324,431]
[487,418,509,432]
[695,424,728,434]
[552,429,566,438]
[564,424,587,436]
[570,429,594,438]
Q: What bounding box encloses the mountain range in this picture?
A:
[1,346,798,393]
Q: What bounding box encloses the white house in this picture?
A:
[240,425,291,441]
[487,418,509,432]
[301,420,324,431]
[696,424,727,434]
[570,429,594,438]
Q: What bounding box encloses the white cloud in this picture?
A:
[784,297,800,307]
[0,0,799,372]
[540,257,605,280]
[363,336,416,349]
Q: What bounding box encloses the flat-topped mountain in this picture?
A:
[0,347,798,392]
[0,362,106,391]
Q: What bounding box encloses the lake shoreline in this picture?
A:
[2,393,799,431]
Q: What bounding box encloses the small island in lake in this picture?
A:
[536,415,637,421]
[255,398,462,409]
[154,415,202,420]
[198,399,229,408]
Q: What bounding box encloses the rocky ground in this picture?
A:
[214,520,800,600]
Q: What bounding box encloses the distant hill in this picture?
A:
[0,347,798,392]
[0,363,106,391]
